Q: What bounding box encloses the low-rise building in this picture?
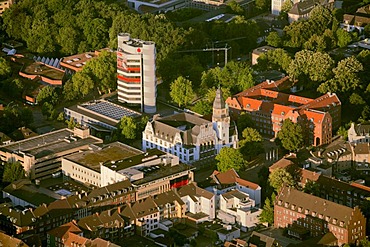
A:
[176,183,216,223]
[218,190,261,230]
[342,4,370,33]
[143,88,238,164]
[60,51,98,74]
[348,122,370,144]
[0,127,102,180]
[62,142,195,199]
[247,231,281,247]
[64,100,141,132]
[274,186,366,246]
[0,231,29,247]
[251,46,275,66]
[288,0,320,23]
[128,0,186,13]
[207,169,262,207]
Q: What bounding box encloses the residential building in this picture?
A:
[176,183,216,223]
[288,0,320,23]
[117,33,156,113]
[47,221,121,247]
[271,0,299,15]
[247,231,281,247]
[86,180,136,209]
[121,197,160,236]
[206,169,262,207]
[348,122,370,144]
[143,88,238,164]
[0,127,102,180]
[218,190,262,230]
[64,99,141,132]
[342,4,370,33]
[153,190,185,221]
[78,207,133,241]
[0,0,14,16]
[274,186,366,246]
[62,143,194,199]
[226,77,341,146]
[225,238,247,247]
[308,140,352,173]
[251,46,275,66]
[0,231,29,247]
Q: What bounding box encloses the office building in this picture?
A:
[117,33,156,113]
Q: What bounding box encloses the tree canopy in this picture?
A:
[3,162,25,183]
[0,57,12,79]
[216,147,245,172]
[119,116,137,140]
[269,168,295,192]
[277,119,304,152]
[170,76,195,107]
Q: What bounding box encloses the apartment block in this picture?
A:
[176,183,216,223]
[274,186,366,246]
[226,77,341,146]
[143,88,238,164]
[218,190,261,230]
[117,33,156,113]
[0,127,102,180]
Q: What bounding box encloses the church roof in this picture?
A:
[213,88,226,109]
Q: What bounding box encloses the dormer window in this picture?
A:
[319,214,323,219]
[298,207,302,213]
[340,221,344,227]
[291,204,296,210]
[312,211,316,217]
[325,216,330,222]
[284,202,289,208]
[333,218,337,224]
[278,200,282,205]
[305,209,309,214]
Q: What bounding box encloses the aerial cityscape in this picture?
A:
[0,0,369,246]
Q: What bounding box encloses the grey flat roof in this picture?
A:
[1,129,73,152]
[64,142,142,172]
[133,163,194,186]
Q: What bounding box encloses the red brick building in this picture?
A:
[274,186,366,246]
[226,77,341,146]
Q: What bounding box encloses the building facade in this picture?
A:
[226,77,341,146]
[274,186,366,246]
[0,127,102,180]
[0,0,14,16]
[117,33,156,113]
[143,88,238,164]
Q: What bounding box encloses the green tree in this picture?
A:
[72,71,95,97]
[255,0,269,11]
[287,50,334,87]
[170,76,195,107]
[84,50,116,93]
[336,28,352,48]
[0,57,12,78]
[266,32,282,47]
[277,119,304,152]
[66,117,78,129]
[37,86,58,105]
[3,162,25,183]
[191,100,212,115]
[240,127,262,143]
[303,180,320,195]
[239,127,264,159]
[57,112,65,122]
[337,126,349,140]
[216,147,245,172]
[318,56,363,94]
[256,48,292,72]
[227,0,244,15]
[349,93,365,105]
[236,112,255,137]
[269,168,295,192]
[259,193,276,225]
[119,116,137,140]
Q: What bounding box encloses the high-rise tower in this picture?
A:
[212,88,231,147]
[117,33,156,113]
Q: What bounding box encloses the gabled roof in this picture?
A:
[353,143,370,155]
[177,183,214,200]
[0,232,29,247]
[289,0,320,16]
[47,221,82,239]
[211,169,260,190]
[153,190,184,206]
